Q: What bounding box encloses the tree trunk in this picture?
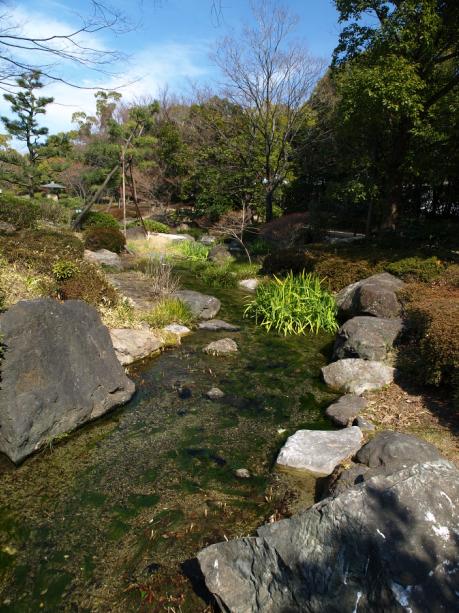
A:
[71,164,118,230]
[265,189,274,222]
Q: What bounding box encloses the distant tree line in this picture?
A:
[0,1,457,235]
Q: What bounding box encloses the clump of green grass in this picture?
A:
[142,297,193,328]
[172,241,210,262]
[201,263,236,288]
[244,271,338,335]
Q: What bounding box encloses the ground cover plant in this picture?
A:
[244,271,338,335]
[142,297,193,328]
[84,226,126,253]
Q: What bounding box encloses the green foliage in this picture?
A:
[142,219,171,233]
[385,256,444,282]
[249,238,271,256]
[244,272,338,335]
[52,260,80,281]
[82,211,119,229]
[200,263,237,288]
[142,298,193,328]
[0,193,39,228]
[84,226,126,253]
[56,261,118,307]
[36,199,72,225]
[172,240,210,262]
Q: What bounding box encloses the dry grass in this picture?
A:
[0,260,52,307]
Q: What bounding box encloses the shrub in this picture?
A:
[0,194,39,229]
[201,263,237,288]
[56,261,118,306]
[314,256,378,291]
[36,200,72,225]
[385,256,444,283]
[173,240,210,262]
[143,219,171,233]
[84,226,126,253]
[249,238,271,257]
[244,272,338,335]
[82,211,119,229]
[142,297,193,328]
[52,259,80,281]
[259,213,323,247]
[1,229,84,273]
[261,249,315,276]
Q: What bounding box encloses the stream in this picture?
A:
[0,273,336,612]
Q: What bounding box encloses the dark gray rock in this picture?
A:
[336,272,405,320]
[208,243,235,265]
[356,430,442,471]
[173,290,220,320]
[325,394,367,427]
[333,316,403,361]
[197,460,459,613]
[326,463,371,498]
[198,319,240,332]
[0,298,135,464]
[322,358,394,394]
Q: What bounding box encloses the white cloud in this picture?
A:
[0,4,213,146]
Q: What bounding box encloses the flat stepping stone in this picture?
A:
[107,272,159,311]
[109,328,164,365]
[203,338,238,356]
[163,324,191,339]
[325,394,368,427]
[276,427,363,477]
[84,249,123,271]
[174,290,221,320]
[322,358,394,395]
[198,319,240,331]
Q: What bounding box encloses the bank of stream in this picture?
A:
[0,270,337,612]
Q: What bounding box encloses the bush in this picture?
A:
[259,213,323,248]
[0,194,39,229]
[173,240,210,262]
[56,261,118,306]
[201,263,237,288]
[402,284,459,405]
[248,238,271,257]
[314,256,378,291]
[385,256,444,283]
[142,297,193,328]
[84,226,126,253]
[143,219,171,233]
[36,200,72,225]
[261,249,315,276]
[1,229,84,273]
[82,211,119,229]
[244,272,338,335]
[52,259,80,281]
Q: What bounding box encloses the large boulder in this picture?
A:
[333,316,403,361]
[336,272,405,320]
[322,358,394,394]
[109,328,164,365]
[276,427,363,477]
[326,432,444,498]
[0,299,135,464]
[325,394,367,427]
[197,460,459,613]
[84,248,123,271]
[173,290,220,320]
[356,430,442,470]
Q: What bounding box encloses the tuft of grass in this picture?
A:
[172,240,210,262]
[244,271,338,335]
[100,299,141,329]
[141,297,194,328]
[142,255,179,296]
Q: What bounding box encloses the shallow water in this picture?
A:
[0,275,336,612]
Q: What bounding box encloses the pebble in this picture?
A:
[206,387,225,400]
[235,468,251,479]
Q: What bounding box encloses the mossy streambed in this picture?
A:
[0,274,337,612]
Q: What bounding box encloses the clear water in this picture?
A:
[0,275,336,612]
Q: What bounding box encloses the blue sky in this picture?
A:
[1,1,342,137]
